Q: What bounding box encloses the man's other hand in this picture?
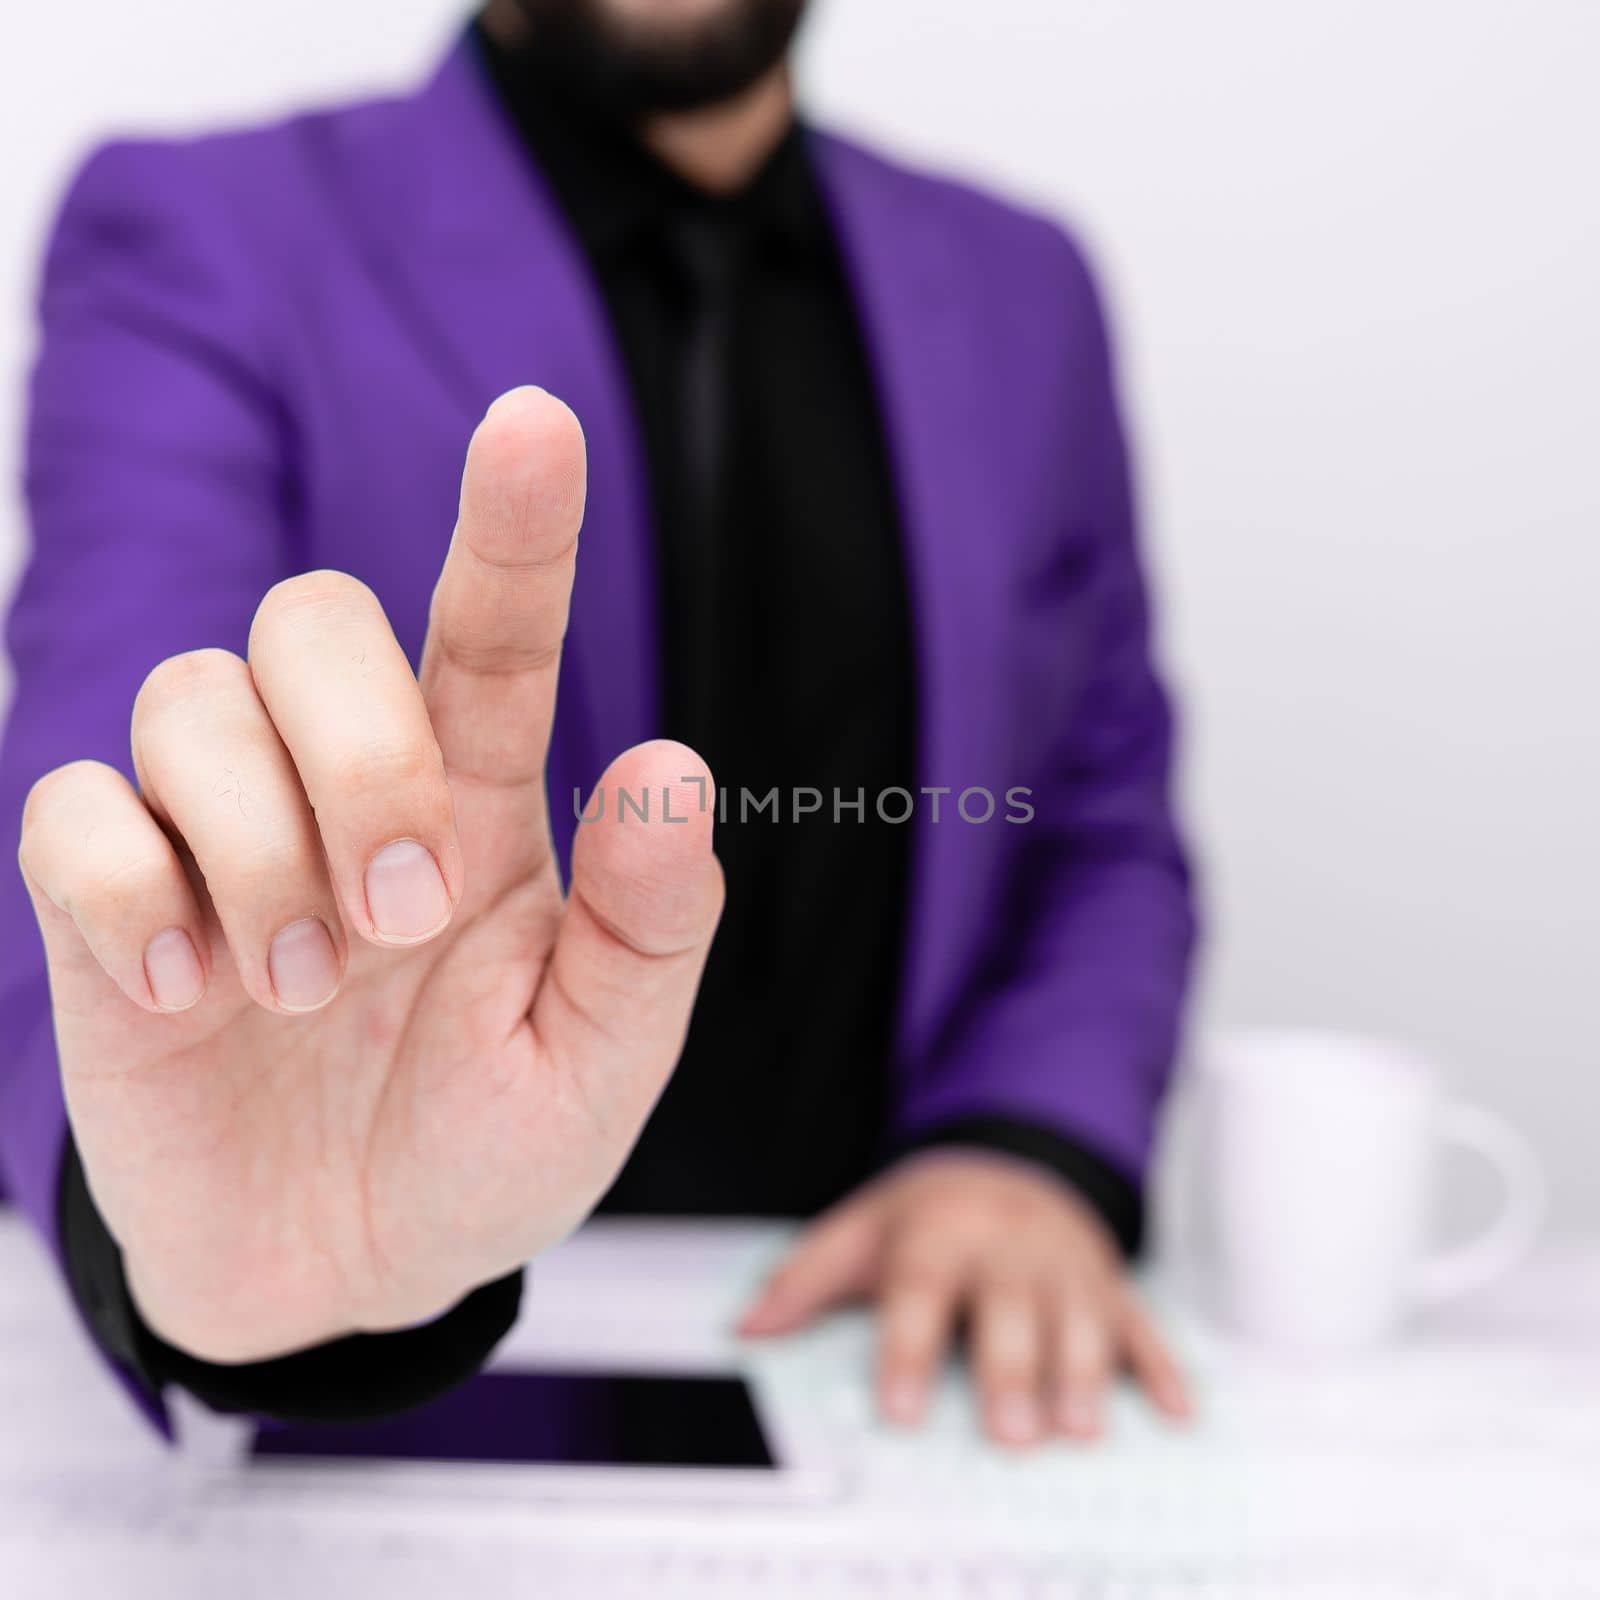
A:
[739,1149,1191,1447]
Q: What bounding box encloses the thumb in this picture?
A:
[739,1190,887,1337]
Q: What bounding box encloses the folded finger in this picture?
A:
[249,573,460,949]
[131,648,346,1012]
[18,758,208,1016]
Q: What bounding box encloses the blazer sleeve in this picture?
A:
[893,233,1199,1225]
[0,144,518,1431]
[0,140,289,1289]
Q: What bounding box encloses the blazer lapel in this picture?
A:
[812,134,1015,1064]
[340,59,1007,1047]
[337,39,659,866]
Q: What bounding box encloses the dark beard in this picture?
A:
[509,0,808,117]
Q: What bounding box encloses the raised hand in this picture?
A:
[19,389,723,1362]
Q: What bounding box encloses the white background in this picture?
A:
[2,3,1596,1229]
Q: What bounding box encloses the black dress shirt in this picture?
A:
[58,26,1141,1422]
[478,34,914,1217]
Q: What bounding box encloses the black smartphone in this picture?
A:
[248,1368,816,1486]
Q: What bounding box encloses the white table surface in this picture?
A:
[4,1212,1600,1598]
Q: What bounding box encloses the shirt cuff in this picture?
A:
[891,1115,1145,1258]
[58,1135,523,1424]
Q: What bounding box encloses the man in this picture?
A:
[0,0,1196,1448]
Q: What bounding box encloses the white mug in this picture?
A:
[1176,1029,1546,1353]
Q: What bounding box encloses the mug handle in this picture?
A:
[1412,1101,1546,1305]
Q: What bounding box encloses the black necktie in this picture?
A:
[662,209,747,755]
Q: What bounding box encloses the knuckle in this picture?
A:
[20,759,113,843]
[434,623,563,677]
[252,569,380,641]
[979,1187,1044,1233]
[19,762,135,889]
[1062,1325,1113,1379]
[581,860,717,961]
[888,1225,960,1281]
[993,1231,1063,1282]
[882,1354,930,1388]
[977,1298,1027,1338]
[1072,1219,1119,1271]
[914,1189,1001,1244]
[982,1358,1033,1392]
[1063,1351,1105,1385]
[980,1277,1034,1314]
[1066,1241,1118,1295]
[887,1264,957,1310]
[326,737,446,800]
[135,648,249,725]
[225,836,325,900]
[768,1259,813,1297]
[757,1267,803,1308]
[882,1326,935,1367]
[73,852,181,931]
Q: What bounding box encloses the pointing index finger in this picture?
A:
[419,387,586,795]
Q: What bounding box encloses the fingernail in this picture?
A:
[364,840,451,943]
[1057,1397,1101,1437]
[268,918,340,1011]
[144,927,204,1011]
[992,1393,1041,1444]
[883,1378,925,1426]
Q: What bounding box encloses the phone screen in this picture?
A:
[249,1369,778,1471]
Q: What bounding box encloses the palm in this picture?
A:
[59,854,571,1361]
[29,392,721,1362]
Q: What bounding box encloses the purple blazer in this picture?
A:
[0,42,1195,1300]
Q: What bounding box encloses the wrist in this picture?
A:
[891,1115,1145,1257]
[123,1253,497,1366]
